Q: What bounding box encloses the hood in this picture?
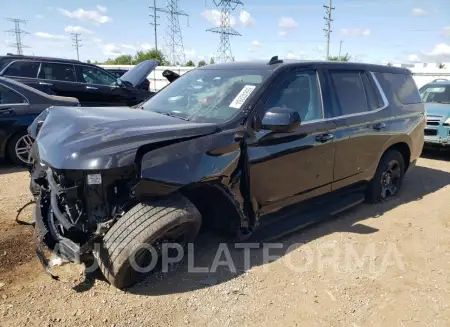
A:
[425,103,450,118]
[34,106,218,170]
[119,60,159,87]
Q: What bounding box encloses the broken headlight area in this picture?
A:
[32,165,138,274]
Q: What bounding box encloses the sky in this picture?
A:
[0,0,449,65]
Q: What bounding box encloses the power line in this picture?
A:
[339,40,343,59]
[323,0,335,60]
[71,33,81,61]
[154,0,189,65]
[149,0,163,52]
[207,0,243,63]
[5,18,29,55]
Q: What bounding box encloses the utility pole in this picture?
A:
[207,0,243,63]
[71,33,81,60]
[323,0,335,60]
[149,0,162,52]
[339,40,343,59]
[5,18,29,55]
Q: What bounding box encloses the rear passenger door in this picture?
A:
[324,68,391,191]
[37,62,84,98]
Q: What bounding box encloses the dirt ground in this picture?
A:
[0,151,449,327]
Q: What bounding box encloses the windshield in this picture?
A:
[141,68,269,123]
[420,85,450,104]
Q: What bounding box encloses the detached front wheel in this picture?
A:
[94,194,202,289]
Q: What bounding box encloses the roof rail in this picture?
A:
[431,78,448,82]
[268,55,283,65]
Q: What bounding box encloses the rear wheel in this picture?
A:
[94,194,201,289]
[366,150,405,203]
[7,132,34,166]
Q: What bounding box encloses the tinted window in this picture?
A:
[3,61,39,78]
[78,65,117,85]
[38,62,76,82]
[330,71,369,115]
[419,85,450,104]
[376,72,421,105]
[0,84,26,104]
[263,70,323,122]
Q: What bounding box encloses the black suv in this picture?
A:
[29,57,425,289]
[0,55,158,106]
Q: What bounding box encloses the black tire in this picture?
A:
[366,150,405,203]
[6,131,32,166]
[94,194,202,289]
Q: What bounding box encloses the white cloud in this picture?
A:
[278,17,298,29]
[202,9,236,27]
[408,54,421,63]
[340,28,371,36]
[102,44,122,56]
[121,44,136,50]
[96,5,107,12]
[278,30,287,36]
[252,40,261,47]
[64,25,93,34]
[58,7,112,24]
[286,52,299,60]
[35,14,44,19]
[139,43,153,50]
[411,8,427,16]
[91,37,103,43]
[239,10,254,27]
[407,43,450,62]
[35,32,66,40]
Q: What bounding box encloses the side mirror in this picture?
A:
[261,107,301,133]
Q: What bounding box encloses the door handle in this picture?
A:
[0,108,13,115]
[85,86,98,90]
[315,133,334,143]
[372,122,386,131]
[38,81,53,86]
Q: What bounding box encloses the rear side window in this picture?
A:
[375,72,421,105]
[38,62,76,82]
[329,71,371,115]
[2,61,40,78]
[0,84,27,104]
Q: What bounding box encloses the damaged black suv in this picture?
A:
[29,57,425,289]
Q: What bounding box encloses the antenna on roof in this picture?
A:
[268,55,283,65]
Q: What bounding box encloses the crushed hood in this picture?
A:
[34,106,218,170]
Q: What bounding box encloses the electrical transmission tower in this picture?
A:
[207,0,243,63]
[323,0,335,60]
[71,33,81,60]
[153,0,189,65]
[5,18,29,55]
[149,0,162,52]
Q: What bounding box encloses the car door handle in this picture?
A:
[0,108,13,115]
[85,86,98,90]
[38,81,53,86]
[315,133,334,143]
[372,122,386,131]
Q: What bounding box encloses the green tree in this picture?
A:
[134,49,169,65]
[439,63,446,69]
[209,57,215,65]
[198,60,207,67]
[86,59,92,64]
[186,60,195,67]
[328,53,351,61]
[387,62,393,66]
[112,54,134,65]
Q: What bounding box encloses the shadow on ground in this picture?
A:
[73,161,450,295]
[0,161,27,175]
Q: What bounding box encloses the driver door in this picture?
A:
[247,67,337,217]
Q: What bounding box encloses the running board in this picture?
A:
[247,192,365,242]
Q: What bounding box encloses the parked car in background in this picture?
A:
[0,76,79,165]
[104,68,151,91]
[419,79,450,149]
[0,54,158,106]
[29,58,424,288]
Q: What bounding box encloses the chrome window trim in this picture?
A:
[315,70,325,120]
[0,60,40,78]
[300,71,390,125]
[0,82,30,104]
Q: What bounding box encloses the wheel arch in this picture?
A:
[382,141,411,172]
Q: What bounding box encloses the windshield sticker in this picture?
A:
[229,85,256,109]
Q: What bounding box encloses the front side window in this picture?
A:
[38,62,76,82]
[2,61,40,78]
[142,69,269,123]
[263,70,323,122]
[78,65,117,85]
[419,85,450,104]
[0,84,27,104]
[330,71,370,116]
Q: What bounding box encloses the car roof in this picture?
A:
[426,79,450,86]
[196,59,411,74]
[0,54,80,64]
